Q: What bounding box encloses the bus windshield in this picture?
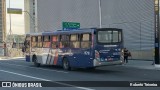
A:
[98,30,122,44]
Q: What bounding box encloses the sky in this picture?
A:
[6,0,24,35]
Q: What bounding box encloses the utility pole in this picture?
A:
[98,0,102,28]
[154,0,160,67]
[9,0,12,42]
[8,0,12,57]
[24,11,36,33]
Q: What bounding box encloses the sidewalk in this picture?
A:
[0,56,25,60]
[123,60,160,70]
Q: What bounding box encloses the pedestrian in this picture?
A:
[123,48,129,64]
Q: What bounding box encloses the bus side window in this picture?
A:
[59,35,70,48]
[31,36,38,48]
[37,36,42,48]
[81,34,91,48]
[52,35,58,49]
[43,35,51,48]
[59,42,63,48]
[70,34,80,48]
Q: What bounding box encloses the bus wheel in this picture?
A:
[62,58,71,70]
[33,56,40,67]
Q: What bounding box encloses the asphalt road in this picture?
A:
[0,58,160,90]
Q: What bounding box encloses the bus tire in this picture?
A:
[33,55,40,67]
[62,58,71,71]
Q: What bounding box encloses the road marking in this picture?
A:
[0,69,51,81]
[0,69,94,90]
[0,62,68,73]
[54,81,95,90]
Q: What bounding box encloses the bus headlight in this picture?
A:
[95,50,100,61]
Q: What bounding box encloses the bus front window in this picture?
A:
[113,31,119,42]
[98,30,121,44]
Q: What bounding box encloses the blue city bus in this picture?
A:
[23,28,123,70]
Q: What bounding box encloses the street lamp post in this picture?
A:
[98,0,102,28]
[154,0,160,66]
[9,0,12,44]
[7,0,12,57]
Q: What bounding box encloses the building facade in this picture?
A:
[100,0,154,60]
[24,0,36,34]
[0,0,6,43]
[0,0,6,56]
[24,0,155,60]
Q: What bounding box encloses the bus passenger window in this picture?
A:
[37,42,42,48]
[52,36,58,49]
[31,36,37,48]
[70,34,80,48]
[43,36,50,42]
[70,42,80,48]
[59,42,64,48]
[52,42,58,48]
[42,35,51,48]
[81,34,91,48]
[59,35,70,48]
[37,36,42,48]
[43,42,51,48]
[52,36,58,42]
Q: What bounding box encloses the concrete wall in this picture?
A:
[7,48,24,57]
[130,50,154,60]
[100,0,154,60]
[24,0,36,33]
[37,0,100,32]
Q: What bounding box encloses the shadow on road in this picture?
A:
[72,68,123,74]
[30,64,124,74]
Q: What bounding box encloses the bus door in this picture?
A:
[24,35,31,62]
[95,29,123,62]
[78,33,92,67]
[42,35,51,64]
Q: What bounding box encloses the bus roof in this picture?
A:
[43,28,94,35]
[26,28,122,36]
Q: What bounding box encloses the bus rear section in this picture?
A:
[93,28,123,67]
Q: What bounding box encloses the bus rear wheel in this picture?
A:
[33,56,40,67]
[62,58,71,70]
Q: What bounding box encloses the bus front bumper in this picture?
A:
[93,59,123,67]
